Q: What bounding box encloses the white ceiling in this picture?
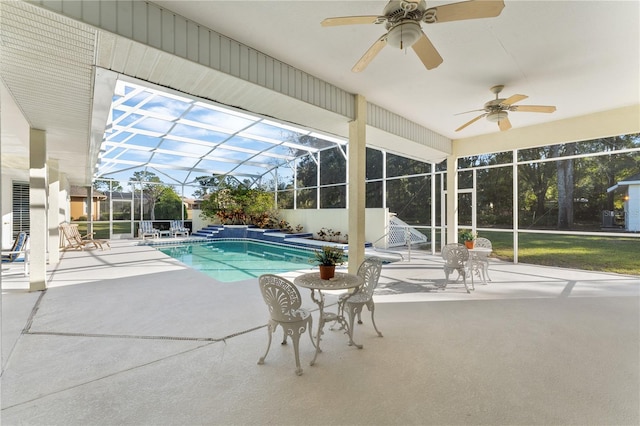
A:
[153,0,639,140]
[1,0,639,186]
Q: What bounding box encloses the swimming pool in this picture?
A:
[158,240,321,282]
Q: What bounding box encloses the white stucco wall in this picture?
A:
[191,209,214,232]
[1,172,15,248]
[279,208,390,248]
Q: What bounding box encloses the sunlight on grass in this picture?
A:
[481,231,640,275]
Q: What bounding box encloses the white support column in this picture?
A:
[512,149,519,264]
[382,151,387,209]
[446,155,458,245]
[87,185,93,234]
[47,159,60,264]
[348,94,366,274]
[430,163,436,254]
[315,154,320,208]
[29,129,47,291]
[472,169,477,231]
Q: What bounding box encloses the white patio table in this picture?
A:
[294,271,364,365]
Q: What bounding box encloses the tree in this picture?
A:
[200,185,276,226]
[553,144,576,229]
[192,175,227,199]
[154,187,185,219]
[518,147,557,227]
[93,179,123,193]
[131,171,169,220]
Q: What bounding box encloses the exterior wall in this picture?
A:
[1,172,15,248]
[70,196,101,220]
[279,208,390,248]
[626,185,640,231]
[191,209,213,232]
[1,169,30,248]
[60,175,70,224]
[70,197,85,220]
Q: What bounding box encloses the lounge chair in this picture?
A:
[169,220,189,237]
[59,223,109,250]
[2,232,29,276]
[139,221,159,240]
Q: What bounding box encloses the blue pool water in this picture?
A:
[158,240,318,282]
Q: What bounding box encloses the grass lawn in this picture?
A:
[480,231,640,275]
[74,222,131,239]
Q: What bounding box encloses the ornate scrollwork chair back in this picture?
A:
[472,237,492,282]
[339,257,384,338]
[258,274,314,376]
[441,243,474,293]
[474,237,492,249]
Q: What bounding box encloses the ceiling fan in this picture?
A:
[321,0,505,72]
[455,85,557,132]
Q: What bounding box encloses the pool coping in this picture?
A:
[142,237,402,263]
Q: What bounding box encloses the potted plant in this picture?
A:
[460,230,477,249]
[312,246,345,280]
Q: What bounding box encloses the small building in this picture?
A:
[607,173,640,232]
[69,186,106,221]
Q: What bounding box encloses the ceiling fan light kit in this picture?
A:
[486,111,508,123]
[386,21,422,49]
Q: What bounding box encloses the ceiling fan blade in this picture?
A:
[511,105,557,113]
[431,0,505,23]
[498,116,512,131]
[455,108,485,116]
[501,94,528,106]
[455,113,486,132]
[321,16,380,27]
[352,35,387,72]
[411,32,443,70]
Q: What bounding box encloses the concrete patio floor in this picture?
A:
[1,239,639,425]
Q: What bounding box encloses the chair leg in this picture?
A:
[307,317,316,349]
[345,303,364,349]
[290,331,303,376]
[258,323,275,366]
[461,274,471,293]
[367,301,383,337]
[484,262,492,281]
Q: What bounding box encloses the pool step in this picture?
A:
[191,225,375,253]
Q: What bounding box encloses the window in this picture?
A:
[12,182,30,237]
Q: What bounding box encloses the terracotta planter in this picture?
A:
[464,240,475,249]
[319,265,336,280]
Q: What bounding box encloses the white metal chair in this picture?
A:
[169,220,189,237]
[338,257,384,340]
[139,221,159,240]
[258,274,315,376]
[441,243,474,293]
[472,237,492,283]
